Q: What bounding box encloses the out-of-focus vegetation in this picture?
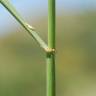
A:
[0,11,96,96]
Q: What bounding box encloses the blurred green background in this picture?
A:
[0,0,96,96]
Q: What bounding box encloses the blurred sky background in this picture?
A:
[0,0,96,36]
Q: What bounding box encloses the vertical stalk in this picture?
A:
[47,0,55,96]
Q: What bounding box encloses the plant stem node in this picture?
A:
[46,48,55,54]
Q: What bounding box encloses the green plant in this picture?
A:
[0,0,56,96]
[47,0,56,96]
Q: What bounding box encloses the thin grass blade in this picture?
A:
[0,0,49,51]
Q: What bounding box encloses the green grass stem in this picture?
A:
[47,0,56,96]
